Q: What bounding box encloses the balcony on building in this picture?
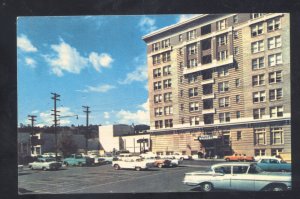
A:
[201,69,214,85]
[203,99,215,114]
[183,55,234,75]
[202,84,214,99]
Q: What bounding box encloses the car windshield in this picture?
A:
[45,158,55,162]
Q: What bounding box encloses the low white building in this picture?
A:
[99,124,150,153]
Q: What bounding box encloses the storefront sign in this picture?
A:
[198,135,220,140]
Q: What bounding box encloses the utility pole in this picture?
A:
[28,115,36,156]
[51,93,60,160]
[82,106,90,154]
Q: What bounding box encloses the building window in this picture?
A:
[188,74,198,83]
[190,116,200,125]
[268,53,282,66]
[153,81,161,90]
[253,108,265,119]
[268,36,281,49]
[189,102,199,112]
[233,15,238,23]
[251,23,263,37]
[252,74,265,86]
[180,90,183,97]
[153,54,161,65]
[252,57,265,70]
[250,13,263,19]
[153,68,161,78]
[179,48,183,55]
[237,131,242,140]
[217,34,227,46]
[179,62,183,69]
[216,19,227,30]
[269,88,283,101]
[254,128,266,145]
[271,148,283,156]
[218,50,228,60]
[269,71,282,84]
[181,117,185,124]
[218,66,229,77]
[270,106,284,118]
[187,58,198,68]
[154,94,162,103]
[163,79,172,89]
[255,149,266,156]
[267,18,281,32]
[218,81,229,92]
[162,52,171,62]
[253,91,266,103]
[219,97,230,107]
[233,31,238,39]
[155,120,163,129]
[271,127,284,145]
[234,47,239,55]
[251,40,264,53]
[161,39,170,48]
[154,107,163,116]
[236,95,240,103]
[187,29,196,40]
[188,87,198,97]
[164,106,173,116]
[152,42,160,52]
[164,92,172,102]
[236,111,241,119]
[188,43,197,55]
[235,79,240,87]
[219,112,230,123]
[163,65,171,76]
[179,34,183,42]
[180,104,184,111]
[165,119,173,128]
[179,76,183,84]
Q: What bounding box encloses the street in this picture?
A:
[18,160,221,194]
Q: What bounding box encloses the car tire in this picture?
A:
[225,158,230,162]
[180,157,184,161]
[42,167,47,171]
[270,184,287,191]
[114,164,120,170]
[201,182,214,192]
[65,162,69,167]
[135,167,141,171]
[157,163,163,168]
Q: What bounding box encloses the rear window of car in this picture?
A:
[232,166,248,174]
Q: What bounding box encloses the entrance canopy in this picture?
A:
[198,135,221,141]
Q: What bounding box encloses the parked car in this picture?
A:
[28,158,62,171]
[254,155,277,162]
[183,162,291,192]
[224,154,254,162]
[160,156,181,167]
[112,157,154,171]
[63,154,94,166]
[257,157,291,172]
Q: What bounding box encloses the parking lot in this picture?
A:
[18,160,219,194]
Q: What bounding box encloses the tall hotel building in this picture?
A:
[142,13,290,157]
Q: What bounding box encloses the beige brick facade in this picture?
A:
[143,13,291,158]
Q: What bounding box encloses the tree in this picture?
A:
[58,134,78,157]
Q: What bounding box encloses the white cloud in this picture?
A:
[104,112,110,119]
[17,34,38,52]
[115,99,150,125]
[119,65,148,84]
[177,14,200,23]
[88,52,113,72]
[76,84,116,93]
[25,57,37,68]
[38,107,75,127]
[31,110,40,114]
[45,40,88,77]
[138,16,157,33]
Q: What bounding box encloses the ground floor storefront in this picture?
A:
[150,120,291,158]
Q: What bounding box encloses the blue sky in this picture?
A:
[17,14,199,127]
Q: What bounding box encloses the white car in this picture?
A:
[254,155,277,162]
[112,157,154,171]
[28,158,62,171]
[183,162,291,192]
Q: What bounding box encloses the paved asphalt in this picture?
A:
[18,159,223,194]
